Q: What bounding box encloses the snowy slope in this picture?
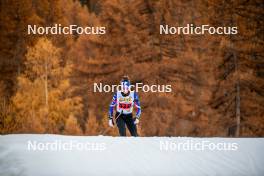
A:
[0,135,264,176]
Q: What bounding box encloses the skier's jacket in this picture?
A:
[109,90,141,118]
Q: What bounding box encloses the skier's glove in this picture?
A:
[108,118,114,127]
[134,117,139,125]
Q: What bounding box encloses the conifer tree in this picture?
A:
[12,38,82,133]
[209,0,264,136]
[64,115,82,135]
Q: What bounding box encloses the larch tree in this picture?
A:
[0,0,41,98]
[12,38,82,133]
[209,0,264,136]
[84,110,100,135]
[64,115,82,135]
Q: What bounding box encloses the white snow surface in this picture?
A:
[0,134,264,176]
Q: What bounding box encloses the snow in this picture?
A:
[0,134,264,176]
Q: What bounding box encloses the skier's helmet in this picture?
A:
[121,76,130,93]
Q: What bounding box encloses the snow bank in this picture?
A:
[0,134,263,176]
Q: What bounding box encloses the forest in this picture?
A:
[0,0,263,136]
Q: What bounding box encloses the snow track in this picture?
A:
[0,135,263,176]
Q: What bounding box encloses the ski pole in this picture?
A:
[115,110,123,123]
[100,110,123,135]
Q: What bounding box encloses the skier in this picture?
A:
[108,76,141,136]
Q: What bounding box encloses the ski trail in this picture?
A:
[0,135,264,176]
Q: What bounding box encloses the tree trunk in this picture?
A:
[234,52,240,137]
[45,57,48,108]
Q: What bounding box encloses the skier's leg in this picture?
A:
[124,114,138,137]
[116,115,126,136]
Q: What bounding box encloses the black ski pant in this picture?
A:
[115,112,138,137]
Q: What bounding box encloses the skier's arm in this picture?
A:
[108,92,117,119]
[134,92,141,119]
